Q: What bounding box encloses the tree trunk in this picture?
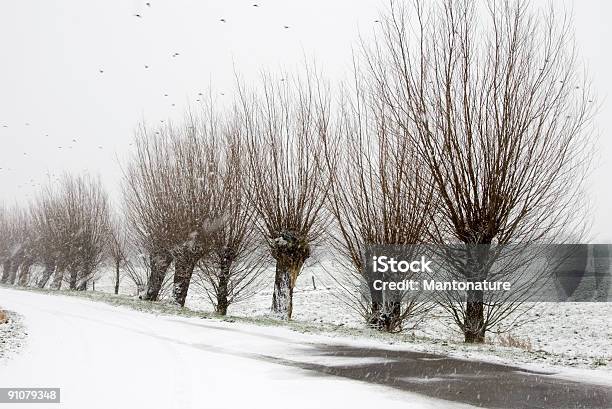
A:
[172,252,198,307]
[17,260,33,287]
[8,259,20,285]
[269,233,310,320]
[366,266,402,331]
[51,268,64,290]
[37,260,56,288]
[0,259,11,283]
[384,301,402,332]
[367,283,384,328]
[271,259,303,319]
[76,278,88,291]
[368,300,402,332]
[216,263,230,315]
[142,251,173,301]
[463,245,489,343]
[271,261,292,318]
[114,261,120,295]
[76,262,93,291]
[464,289,485,343]
[69,268,78,290]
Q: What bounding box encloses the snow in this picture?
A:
[0,287,474,409]
[0,310,26,361]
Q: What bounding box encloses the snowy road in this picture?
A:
[0,288,469,409]
[0,288,610,409]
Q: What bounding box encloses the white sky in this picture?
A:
[0,0,611,239]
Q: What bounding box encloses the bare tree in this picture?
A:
[0,207,30,285]
[107,212,129,295]
[0,207,12,284]
[42,174,111,291]
[30,184,63,288]
[364,0,596,342]
[124,110,224,307]
[0,206,11,283]
[123,124,181,301]
[322,67,435,332]
[0,204,10,283]
[239,71,331,319]
[167,114,225,307]
[16,226,36,287]
[193,112,266,315]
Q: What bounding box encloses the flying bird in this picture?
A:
[134,14,142,18]
[146,2,151,6]
[99,69,104,74]
[145,65,149,69]
[172,52,180,57]
[253,4,259,6]
[220,18,227,23]
[284,25,290,29]
[164,93,168,97]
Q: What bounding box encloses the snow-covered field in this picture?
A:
[90,265,612,373]
[0,287,478,409]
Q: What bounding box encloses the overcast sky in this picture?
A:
[1,0,611,239]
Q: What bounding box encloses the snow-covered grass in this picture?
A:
[0,309,27,361]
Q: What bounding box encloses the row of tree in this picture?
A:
[0,175,109,291]
[0,0,595,343]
